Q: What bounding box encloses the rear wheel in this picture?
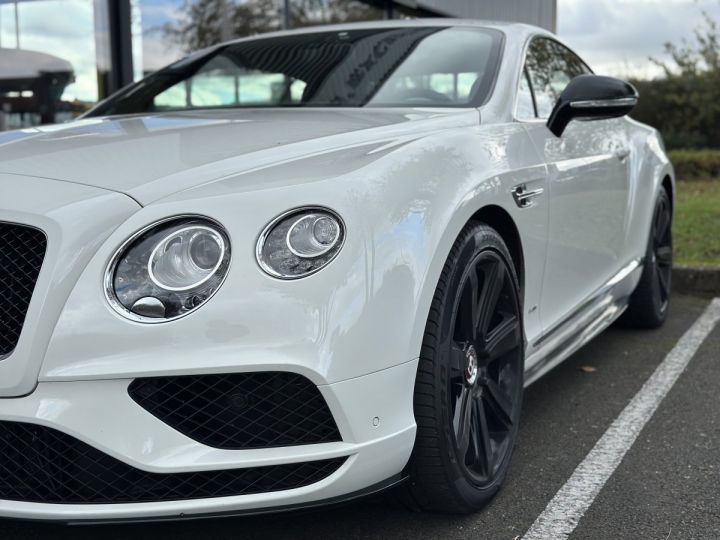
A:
[620,187,672,329]
[403,223,524,513]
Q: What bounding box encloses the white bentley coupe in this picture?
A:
[0,20,673,521]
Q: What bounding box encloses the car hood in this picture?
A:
[0,108,477,205]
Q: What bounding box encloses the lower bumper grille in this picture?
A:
[0,421,345,504]
[0,223,47,357]
[128,372,342,449]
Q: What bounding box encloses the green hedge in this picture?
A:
[668,149,720,181]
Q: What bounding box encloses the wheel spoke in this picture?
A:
[484,313,520,361]
[448,342,467,379]
[654,205,670,245]
[656,245,672,267]
[651,259,662,294]
[468,401,482,465]
[454,386,473,458]
[476,260,503,337]
[656,265,670,299]
[484,378,514,429]
[456,268,480,341]
[475,397,493,476]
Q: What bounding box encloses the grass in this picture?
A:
[674,180,720,267]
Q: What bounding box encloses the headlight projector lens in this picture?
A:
[149,226,226,291]
[257,208,345,279]
[286,214,340,258]
[105,217,231,322]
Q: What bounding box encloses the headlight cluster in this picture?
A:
[257,208,345,279]
[106,208,344,322]
[105,217,231,322]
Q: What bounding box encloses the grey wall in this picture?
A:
[395,0,557,32]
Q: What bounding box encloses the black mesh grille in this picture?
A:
[0,223,46,357]
[0,421,345,504]
[128,372,342,449]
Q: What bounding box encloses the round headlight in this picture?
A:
[105,217,231,322]
[257,208,345,279]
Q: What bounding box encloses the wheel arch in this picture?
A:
[468,205,525,297]
[409,201,529,363]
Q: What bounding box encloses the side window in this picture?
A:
[515,68,536,119]
[524,38,590,118]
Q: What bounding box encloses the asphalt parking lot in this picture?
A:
[1,294,718,540]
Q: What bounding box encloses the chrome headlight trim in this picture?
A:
[104,215,232,324]
[256,206,346,280]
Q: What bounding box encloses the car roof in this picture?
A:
[215,18,553,49]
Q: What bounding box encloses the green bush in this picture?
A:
[668,149,720,181]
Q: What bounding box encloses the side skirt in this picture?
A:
[523,258,643,386]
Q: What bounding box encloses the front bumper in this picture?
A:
[0,166,426,521]
[0,359,417,521]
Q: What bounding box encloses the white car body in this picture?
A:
[0,19,673,521]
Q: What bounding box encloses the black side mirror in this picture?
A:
[546,74,638,137]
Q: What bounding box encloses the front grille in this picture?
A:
[0,421,345,504]
[0,223,47,357]
[129,372,342,449]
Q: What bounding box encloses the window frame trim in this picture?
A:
[515,66,538,120]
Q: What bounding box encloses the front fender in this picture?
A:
[624,119,675,263]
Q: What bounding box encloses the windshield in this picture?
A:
[88,26,504,116]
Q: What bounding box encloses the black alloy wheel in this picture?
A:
[652,191,673,311]
[620,187,673,329]
[404,223,524,513]
[448,250,523,485]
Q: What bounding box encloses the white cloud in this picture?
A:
[139,33,184,73]
[558,0,720,79]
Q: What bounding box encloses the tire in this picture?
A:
[402,223,524,514]
[620,187,672,329]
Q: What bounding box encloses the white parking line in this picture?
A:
[523,298,720,540]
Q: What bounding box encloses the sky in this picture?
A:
[558,0,720,78]
[136,0,720,79]
[134,0,186,74]
[1,0,719,103]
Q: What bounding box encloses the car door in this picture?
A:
[519,37,632,334]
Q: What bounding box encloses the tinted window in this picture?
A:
[89,27,504,116]
[524,38,590,118]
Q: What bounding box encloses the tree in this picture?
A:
[290,0,383,27]
[161,0,282,52]
[631,6,720,149]
[162,0,382,53]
